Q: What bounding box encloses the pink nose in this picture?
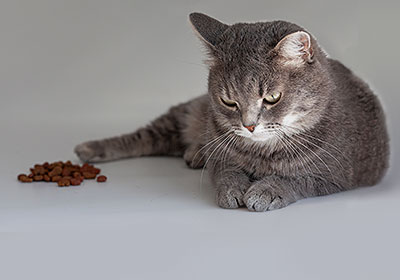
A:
[244,125,256,132]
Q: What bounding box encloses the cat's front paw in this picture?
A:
[243,183,293,212]
[74,141,106,163]
[216,186,245,209]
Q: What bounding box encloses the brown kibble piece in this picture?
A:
[23,178,33,182]
[82,172,96,179]
[43,174,51,182]
[57,178,70,187]
[51,175,62,182]
[69,166,80,172]
[62,168,71,177]
[97,175,107,183]
[18,174,33,182]
[70,178,81,186]
[92,168,101,174]
[33,166,46,175]
[33,175,44,181]
[49,166,62,177]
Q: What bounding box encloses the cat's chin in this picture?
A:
[249,135,277,144]
[236,132,278,145]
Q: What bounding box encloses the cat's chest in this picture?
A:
[228,147,289,179]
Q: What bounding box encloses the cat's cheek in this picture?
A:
[282,113,300,127]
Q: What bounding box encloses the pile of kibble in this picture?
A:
[17,161,107,187]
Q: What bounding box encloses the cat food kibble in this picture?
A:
[57,177,71,187]
[18,174,33,183]
[70,178,81,186]
[51,175,62,182]
[97,175,107,183]
[48,166,62,177]
[17,161,108,187]
[33,175,43,181]
[82,171,96,179]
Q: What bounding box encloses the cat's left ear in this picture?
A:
[274,31,314,66]
[189,13,229,49]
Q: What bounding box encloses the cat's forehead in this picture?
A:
[219,61,280,90]
[220,70,281,100]
[216,21,303,65]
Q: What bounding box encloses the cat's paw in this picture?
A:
[243,184,292,212]
[216,186,245,209]
[74,141,106,163]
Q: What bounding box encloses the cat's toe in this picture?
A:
[74,141,105,163]
[216,187,244,209]
[243,185,290,212]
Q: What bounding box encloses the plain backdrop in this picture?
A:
[0,1,399,280]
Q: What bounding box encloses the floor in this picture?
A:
[1,118,398,279]
[0,1,399,279]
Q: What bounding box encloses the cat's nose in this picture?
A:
[244,124,256,133]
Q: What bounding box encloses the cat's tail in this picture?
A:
[74,103,188,163]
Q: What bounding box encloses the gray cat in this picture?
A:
[74,13,389,211]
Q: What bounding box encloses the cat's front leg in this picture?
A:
[211,168,252,209]
[244,175,344,212]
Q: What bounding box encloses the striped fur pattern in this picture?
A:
[75,13,389,211]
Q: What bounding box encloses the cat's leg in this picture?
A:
[243,175,344,212]
[74,106,186,163]
[210,167,252,209]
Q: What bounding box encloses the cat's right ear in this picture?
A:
[189,13,229,49]
[274,31,314,67]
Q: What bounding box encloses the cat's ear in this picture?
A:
[274,31,314,66]
[189,12,229,48]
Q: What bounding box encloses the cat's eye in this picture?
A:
[264,92,282,105]
[220,97,238,109]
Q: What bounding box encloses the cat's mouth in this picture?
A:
[234,125,280,143]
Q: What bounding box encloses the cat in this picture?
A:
[74,13,389,212]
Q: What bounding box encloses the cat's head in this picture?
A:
[190,13,333,143]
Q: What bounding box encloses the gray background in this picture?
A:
[0,0,399,279]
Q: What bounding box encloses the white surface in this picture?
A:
[0,1,399,279]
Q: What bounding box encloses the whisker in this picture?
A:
[283,124,351,162]
[283,127,337,185]
[220,134,237,171]
[291,132,347,181]
[274,134,288,177]
[191,130,233,166]
[276,130,314,177]
[199,132,233,190]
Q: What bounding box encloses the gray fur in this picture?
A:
[75,13,389,211]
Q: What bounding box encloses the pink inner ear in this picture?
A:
[299,34,313,60]
[275,31,314,65]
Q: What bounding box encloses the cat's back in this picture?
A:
[327,58,389,186]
